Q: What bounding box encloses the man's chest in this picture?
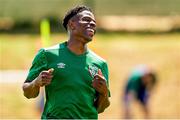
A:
[46,54,100,86]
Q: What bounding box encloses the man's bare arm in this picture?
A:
[94,93,110,113]
[92,69,110,113]
[22,68,54,99]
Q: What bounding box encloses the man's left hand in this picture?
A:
[92,69,108,97]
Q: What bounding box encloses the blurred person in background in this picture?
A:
[22,5,110,119]
[123,64,157,119]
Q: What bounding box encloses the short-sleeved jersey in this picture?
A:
[25,42,110,119]
[124,66,148,104]
[125,73,142,94]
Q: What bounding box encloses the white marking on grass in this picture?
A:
[0,70,28,83]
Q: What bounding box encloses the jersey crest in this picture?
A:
[88,65,99,78]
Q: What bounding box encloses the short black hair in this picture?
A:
[62,5,92,31]
[149,72,157,86]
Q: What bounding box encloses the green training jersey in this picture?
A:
[125,67,146,95]
[25,42,110,119]
[126,73,142,94]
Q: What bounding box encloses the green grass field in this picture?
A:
[0,33,180,118]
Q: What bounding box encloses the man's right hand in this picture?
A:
[34,68,54,87]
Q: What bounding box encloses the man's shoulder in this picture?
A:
[43,44,59,51]
[44,42,66,51]
[88,49,107,64]
[36,42,66,57]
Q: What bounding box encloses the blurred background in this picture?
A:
[0,0,180,119]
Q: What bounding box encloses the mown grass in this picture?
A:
[0,33,180,118]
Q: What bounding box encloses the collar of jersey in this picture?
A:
[63,41,89,57]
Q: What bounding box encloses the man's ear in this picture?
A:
[68,19,75,30]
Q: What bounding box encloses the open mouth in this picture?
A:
[86,28,95,37]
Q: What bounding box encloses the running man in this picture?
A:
[22,5,110,119]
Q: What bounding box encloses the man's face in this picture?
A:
[73,10,96,42]
[142,74,154,89]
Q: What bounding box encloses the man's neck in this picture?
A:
[67,38,87,55]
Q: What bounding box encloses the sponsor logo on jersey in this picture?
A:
[57,63,66,68]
